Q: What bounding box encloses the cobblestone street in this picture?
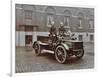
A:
[15,43,94,73]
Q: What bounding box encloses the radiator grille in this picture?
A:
[72,42,83,50]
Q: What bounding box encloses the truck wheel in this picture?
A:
[75,49,84,59]
[55,45,68,64]
[33,42,41,56]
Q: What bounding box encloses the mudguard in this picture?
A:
[61,43,69,50]
[56,43,69,50]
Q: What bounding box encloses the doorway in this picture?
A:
[25,35,32,45]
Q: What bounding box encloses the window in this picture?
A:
[25,35,32,44]
[86,33,88,37]
[78,19,83,29]
[89,20,93,29]
[78,35,83,41]
[25,10,32,19]
[64,16,69,26]
[78,12,84,29]
[79,19,82,27]
[63,10,71,27]
[47,14,54,27]
[90,35,94,41]
[24,10,32,25]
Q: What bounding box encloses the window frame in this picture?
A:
[78,35,83,41]
[90,35,94,41]
[64,16,69,26]
[24,10,32,20]
[47,13,54,27]
[89,20,94,29]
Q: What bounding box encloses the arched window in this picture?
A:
[89,20,93,29]
[89,15,94,29]
[23,5,36,25]
[78,12,84,29]
[45,6,56,27]
[24,10,32,19]
[63,10,71,28]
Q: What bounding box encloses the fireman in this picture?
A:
[49,21,56,36]
[49,21,57,46]
[59,22,66,37]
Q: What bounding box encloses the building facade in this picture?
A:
[15,4,94,46]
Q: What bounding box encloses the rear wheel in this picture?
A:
[55,45,68,64]
[75,49,84,59]
[33,42,41,56]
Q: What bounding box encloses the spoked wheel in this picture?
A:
[55,45,68,64]
[33,42,41,56]
[75,49,84,59]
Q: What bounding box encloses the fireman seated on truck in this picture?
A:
[58,22,66,37]
[49,21,58,44]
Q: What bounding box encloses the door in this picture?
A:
[25,35,32,45]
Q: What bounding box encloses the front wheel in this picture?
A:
[75,49,84,59]
[55,45,68,64]
[33,41,41,56]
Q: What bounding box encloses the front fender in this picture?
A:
[56,43,69,50]
[61,43,69,50]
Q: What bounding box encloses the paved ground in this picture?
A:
[15,42,94,73]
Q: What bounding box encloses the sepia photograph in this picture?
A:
[15,4,94,73]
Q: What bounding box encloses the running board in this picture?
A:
[42,49,54,54]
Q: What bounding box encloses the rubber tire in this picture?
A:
[33,41,41,56]
[75,49,84,59]
[55,45,68,64]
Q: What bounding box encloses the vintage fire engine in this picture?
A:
[33,23,84,64]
